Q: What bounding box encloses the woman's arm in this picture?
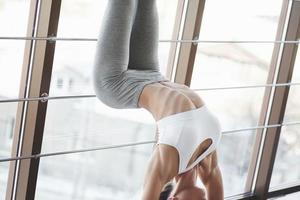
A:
[197,151,224,200]
[142,145,179,200]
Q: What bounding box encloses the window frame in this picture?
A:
[2,0,300,199]
[251,1,300,198]
[172,0,206,85]
[172,0,300,198]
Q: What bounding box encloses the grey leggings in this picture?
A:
[93,0,169,109]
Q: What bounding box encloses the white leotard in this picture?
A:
[156,105,222,174]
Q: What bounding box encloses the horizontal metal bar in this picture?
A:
[225,192,256,200]
[0,94,95,103]
[222,121,300,134]
[38,121,300,141]
[0,36,299,44]
[1,82,299,104]
[0,140,156,162]
[0,121,299,162]
[268,184,300,198]
[193,82,300,91]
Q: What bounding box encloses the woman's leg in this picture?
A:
[128,0,160,71]
[93,0,137,80]
[93,0,141,108]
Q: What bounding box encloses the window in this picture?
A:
[0,0,30,199]
[1,0,299,199]
[189,0,283,196]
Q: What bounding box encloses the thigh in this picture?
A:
[128,0,159,70]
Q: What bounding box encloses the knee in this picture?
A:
[93,84,118,109]
[92,73,123,109]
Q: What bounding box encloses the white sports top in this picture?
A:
[156,105,222,174]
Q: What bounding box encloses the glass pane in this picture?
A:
[191,43,275,88]
[0,0,30,199]
[268,192,300,200]
[40,98,156,153]
[0,103,17,156]
[0,104,16,198]
[270,50,300,189]
[217,131,255,197]
[199,0,282,40]
[193,88,265,131]
[0,41,26,98]
[0,163,10,198]
[291,49,300,82]
[270,124,300,189]
[0,0,30,98]
[0,0,30,36]
[36,144,153,199]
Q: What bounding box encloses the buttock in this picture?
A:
[156,105,222,174]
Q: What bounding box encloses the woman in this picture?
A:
[92,0,224,199]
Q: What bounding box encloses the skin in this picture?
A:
[169,168,207,200]
[138,80,224,200]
